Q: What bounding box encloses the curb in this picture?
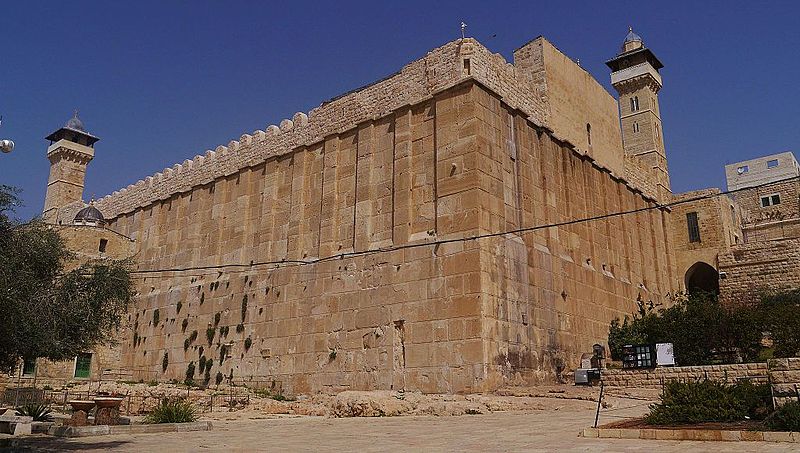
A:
[49,421,213,438]
[581,427,800,442]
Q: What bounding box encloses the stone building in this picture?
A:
[672,150,800,305]
[18,28,793,393]
[5,116,136,387]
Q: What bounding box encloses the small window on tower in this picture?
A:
[686,212,701,243]
[586,123,592,146]
[767,159,779,169]
[630,96,640,112]
[633,122,640,133]
[655,124,660,139]
[99,238,108,253]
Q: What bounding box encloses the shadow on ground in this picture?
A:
[1,437,131,452]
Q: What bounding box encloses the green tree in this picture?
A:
[760,289,800,358]
[607,291,765,366]
[0,185,134,372]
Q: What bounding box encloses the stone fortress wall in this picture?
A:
[81,37,678,393]
[88,37,659,222]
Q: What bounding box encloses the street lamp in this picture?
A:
[0,139,13,153]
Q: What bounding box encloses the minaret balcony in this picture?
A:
[611,62,662,87]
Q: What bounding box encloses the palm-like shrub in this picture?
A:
[16,403,53,422]
[144,398,198,424]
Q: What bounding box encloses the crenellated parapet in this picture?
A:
[92,37,654,219]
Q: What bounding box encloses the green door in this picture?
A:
[74,353,92,378]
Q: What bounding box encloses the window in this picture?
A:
[655,124,660,139]
[737,165,749,174]
[632,122,640,133]
[687,212,700,243]
[74,353,92,379]
[22,358,36,376]
[767,159,779,169]
[586,123,592,146]
[761,194,781,207]
[630,96,640,112]
[99,238,108,253]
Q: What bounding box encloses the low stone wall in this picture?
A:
[769,358,800,407]
[601,363,769,388]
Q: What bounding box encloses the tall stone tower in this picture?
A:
[606,28,670,199]
[43,112,100,223]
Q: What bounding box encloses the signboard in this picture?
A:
[621,344,655,369]
[655,343,675,366]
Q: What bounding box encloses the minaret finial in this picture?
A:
[629,26,633,32]
[460,22,467,39]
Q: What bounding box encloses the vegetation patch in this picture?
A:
[16,403,53,422]
[184,361,195,385]
[646,380,771,425]
[608,290,800,365]
[144,398,198,424]
[765,401,800,432]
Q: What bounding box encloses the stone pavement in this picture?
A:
[3,397,795,452]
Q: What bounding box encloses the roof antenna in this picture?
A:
[460,22,467,39]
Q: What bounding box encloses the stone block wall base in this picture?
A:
[582,427,800,443]
[50,421,213,438]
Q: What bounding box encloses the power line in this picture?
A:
[125,174,800,278]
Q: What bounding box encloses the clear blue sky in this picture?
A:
[2,1,798,221]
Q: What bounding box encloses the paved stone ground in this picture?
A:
[2,396,796,452]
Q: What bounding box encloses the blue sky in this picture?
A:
[1,0,798,220]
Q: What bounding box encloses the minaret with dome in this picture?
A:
[42,111,101,223]
[606,28,671,199]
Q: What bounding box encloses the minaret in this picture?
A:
[606,28,670,199]
[42,111,100,223]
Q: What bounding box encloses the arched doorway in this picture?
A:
[685,262,719,294]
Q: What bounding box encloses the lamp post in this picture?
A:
[0,116,14,153]
[0,139,13,153]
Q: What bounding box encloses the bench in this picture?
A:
[0,411,33,436]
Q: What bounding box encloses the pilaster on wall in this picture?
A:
[470,83,677,383]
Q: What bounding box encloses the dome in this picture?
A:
[64,110,86,132]
[74,204,105,225]
[624,27,642,44]
[621,27,645,53]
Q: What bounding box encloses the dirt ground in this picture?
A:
[2,385,795,452]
